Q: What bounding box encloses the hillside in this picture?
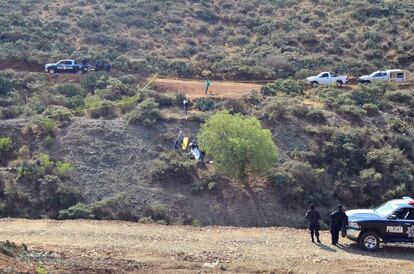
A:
[1,0,414,79]
[0,0,414,227]
[1,219,414,273]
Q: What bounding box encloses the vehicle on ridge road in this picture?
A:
[44,59,88,74]
[358,69,407,84]
[306,72,348,87]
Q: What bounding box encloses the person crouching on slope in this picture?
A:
[305,204,321,243]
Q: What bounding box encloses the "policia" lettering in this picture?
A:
[386,226,403,233]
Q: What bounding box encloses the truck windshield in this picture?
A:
[374,202,396,217]
[369,71,380,77]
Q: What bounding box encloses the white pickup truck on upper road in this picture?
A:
[358,69,407,84]
[306,72,348,87]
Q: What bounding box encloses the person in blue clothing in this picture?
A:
[330,204,348,245]
[205,80,211,95]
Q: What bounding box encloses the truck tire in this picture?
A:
[359,232,380,252]
[311,81,319,88]
[49,69,55,74]
[336,80,343,88]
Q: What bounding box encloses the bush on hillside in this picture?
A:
[56,83,84,98]
[58,203,93,220]
[198,111,278,183]
[0,77,12,96]
[0,137,13,166]
[127,98,161,126]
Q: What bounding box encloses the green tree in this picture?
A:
[198,111,278,183]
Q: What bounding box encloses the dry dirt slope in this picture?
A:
[0,219,413,274]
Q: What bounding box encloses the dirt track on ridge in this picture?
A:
[1,219,414,273]
[154,78,262,99]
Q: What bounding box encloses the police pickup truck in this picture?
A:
[44,59,87,74]
[346,197,414,251]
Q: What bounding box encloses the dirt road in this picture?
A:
[0,219,413,273]
[154,78,262,99]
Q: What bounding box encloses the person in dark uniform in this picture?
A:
[330,204,348,245]
[305,204,321,243]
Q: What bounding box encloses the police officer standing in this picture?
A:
[305,204,321,243]
[330,204,348,245]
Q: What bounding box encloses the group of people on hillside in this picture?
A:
[81,59,111,72]
[173,130,205,162]
[181,80,212,116]
[305,204,348,245]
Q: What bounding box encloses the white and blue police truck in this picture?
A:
[346,197,414,251]
[44,59,87,74]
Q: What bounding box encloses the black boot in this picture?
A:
[317,237,321,243]
[311,235,315,243]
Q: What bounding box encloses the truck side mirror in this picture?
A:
[388,214,397,220]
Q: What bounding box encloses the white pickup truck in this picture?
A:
[358,69,407,84]
[306,72,348,87]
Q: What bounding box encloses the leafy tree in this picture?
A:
[198,111,278,183]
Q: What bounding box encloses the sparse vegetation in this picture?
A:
[0,0,414,225]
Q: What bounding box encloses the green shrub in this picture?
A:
[337,104,366,122]
[0,137,13,165]
[269,161,327,207]
[81,72,108,94]
[388,118,409,134]
[151,152,196,182]
[38,117,56,136]
[58,203,93,220]
[261,79,306,96]
[39,153,53,175]
[176,92,187,105]
[198,111,278,183]
[127,98,161,126]
[143,204,170,224]
[84,96,115,118]
[56,83,84,98]
[247,90,261,105]
[305,109,326,123]
[91,195,138,221]
[55,161,72,177]
[0,77,12,96]
[196,98,215,112]
[386,90,413,104]
[68,95,85,109]
[362,103,379,116]
[264,96,293,121]
[16,161,40,182]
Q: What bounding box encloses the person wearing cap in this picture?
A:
[305,204,321,243]
[329,204,348,245]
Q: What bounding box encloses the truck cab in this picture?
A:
[346,197,414,251]
[306,72,348,87]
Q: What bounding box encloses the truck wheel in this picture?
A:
[311,81,319,88]
[359,232,380,252]
[49,69,55,74]
[336,80,343,88]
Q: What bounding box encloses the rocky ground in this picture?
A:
[0,219,413,273]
